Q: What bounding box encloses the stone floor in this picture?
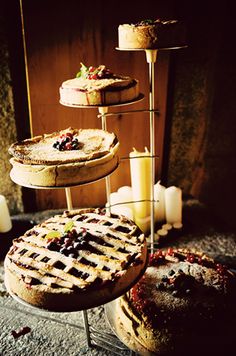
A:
[0,200,236,355]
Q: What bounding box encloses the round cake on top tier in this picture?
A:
[9,127,119,187]
[115,248,236,355]
[4,208,148,312]
[59,63,139,106]
[118,19,186,49]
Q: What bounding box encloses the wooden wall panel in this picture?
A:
[21,0,174,210]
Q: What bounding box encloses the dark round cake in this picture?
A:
[116,248,236,355]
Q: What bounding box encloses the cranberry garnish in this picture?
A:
[11,326,31,339]
[186,253,195,263]
[216,263,227,275]
[65,142,72,150]
[89,66,96,72]
[89,74,98,80]
[167,247,174,256]
[156,250,164,257]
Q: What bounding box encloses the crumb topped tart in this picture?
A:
[9,127,119,187]
[4,208,148,311]
[118,19,186,49]
[59,63,140,106]
[113,248,236,355]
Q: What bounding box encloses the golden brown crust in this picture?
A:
[59,77,139,106]
[118,20,186,49]
[4,208,147,311]
[115,248,236,354]
[10,150,119,187]
[9,128,118,165]
[8,128,119,187]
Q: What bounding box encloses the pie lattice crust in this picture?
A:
[5,208,148,311]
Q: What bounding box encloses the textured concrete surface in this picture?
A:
[0,266,129,356]
[0,13,23,214]
[0,200,236,355]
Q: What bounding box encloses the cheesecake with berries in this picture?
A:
[4,208,147,311]
[118,19,186,49]
[59,63,139,106]
[9,127,119,187]
[114,248,236,355]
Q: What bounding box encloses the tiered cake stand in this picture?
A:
[9,44,186,355]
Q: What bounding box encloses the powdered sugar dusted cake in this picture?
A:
[115,248,236,355]
[60,63,139,106]
[9,127,119,187]
[118,19,186,49]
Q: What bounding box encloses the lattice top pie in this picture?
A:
[4,208,147,311]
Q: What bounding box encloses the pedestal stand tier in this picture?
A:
[8,42,186,355]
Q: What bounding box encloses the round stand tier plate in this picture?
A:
[59,93,144,109]
[116,45,188,51]
[5,253,148,313]
[105,299,156,356]
[9,161,119,190]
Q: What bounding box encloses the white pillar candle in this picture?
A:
[109,192,122,206]
[108,187,133,209]
[164,186,182,224]
[129,147,151,221]
[0,195,12,233]
[110,205,134,220]
[154,180,166,223]
[117,186,133,209]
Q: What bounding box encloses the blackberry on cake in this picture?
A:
[115,248,236,355]
[59,63,140,106]
[118,19,186,49]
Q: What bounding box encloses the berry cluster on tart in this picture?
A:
[9,127,119,187]
[59,63,140,106]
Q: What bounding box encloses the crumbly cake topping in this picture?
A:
[60,62,135,92]
[61,76,134,93]
[6,209,146,293]
[124,248,236,328]
[9,128,119,165]
[133,19,178,27]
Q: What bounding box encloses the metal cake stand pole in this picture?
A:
[65,187,73,210]
[65,187,92,348]
[99,106,111,213]
[145,49,158,253]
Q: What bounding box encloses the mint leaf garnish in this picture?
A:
[45,231,62,240]
[76,62,88,78]
[64,221,74,233]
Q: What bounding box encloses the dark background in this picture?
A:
[1,0,236,229]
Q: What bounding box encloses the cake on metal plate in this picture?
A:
[59,63,140,106]
[4,208,148,311]
[9,127,119,187]
[118,19,186,49]
[114,248,236,355]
